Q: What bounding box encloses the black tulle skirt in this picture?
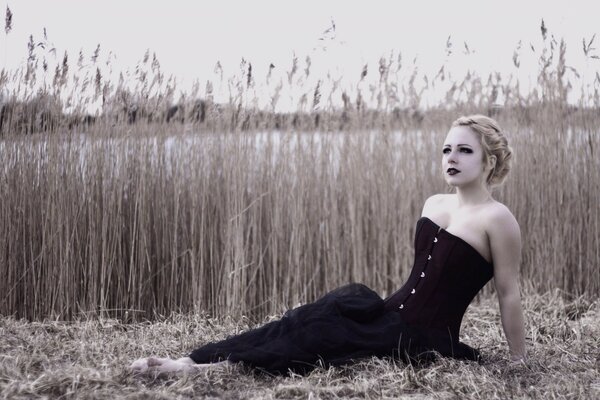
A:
[189,283,480,374]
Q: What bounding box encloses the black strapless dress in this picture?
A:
[189,217,494,374]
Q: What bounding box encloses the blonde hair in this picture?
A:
[451,115,513,186]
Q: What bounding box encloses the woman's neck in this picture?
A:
[454,185,493,207]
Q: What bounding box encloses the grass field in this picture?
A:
[0,290,598,399]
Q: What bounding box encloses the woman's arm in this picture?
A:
[487,207,527,360]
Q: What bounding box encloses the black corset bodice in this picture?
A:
[384,217,494,340]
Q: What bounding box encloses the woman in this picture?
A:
[130,115,527,375]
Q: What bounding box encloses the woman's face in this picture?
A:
[442,126,490,188]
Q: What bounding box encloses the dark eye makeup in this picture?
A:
[442,147,473,154]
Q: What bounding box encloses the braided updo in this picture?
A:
[451,115,513,186]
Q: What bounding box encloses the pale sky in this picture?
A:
[1,0,599,108]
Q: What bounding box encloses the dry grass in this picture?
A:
[0,291,598,399]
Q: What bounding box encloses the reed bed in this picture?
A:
[0,110,598,321]
[1,13,599,320]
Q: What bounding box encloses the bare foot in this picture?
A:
[129,356,228,375]
[129,357,151,373]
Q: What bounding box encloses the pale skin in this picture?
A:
[129,356,228,375]
[130,124,527,374]
[421,125,526,362]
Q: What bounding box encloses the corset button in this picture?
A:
[411,288,416,294]
[421,272,425,278]
[427,255,432,260]
[433,237,438,243]
[399,304,404,309]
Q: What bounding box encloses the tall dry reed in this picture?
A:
[0,15,598,320]
[0,111,598,321]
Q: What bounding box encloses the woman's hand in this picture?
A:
[508,356,527,366]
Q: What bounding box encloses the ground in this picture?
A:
[1,292,598,399]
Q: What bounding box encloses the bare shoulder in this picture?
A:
[484,202,521,238]
[483,202,522,261]
[422,194,454,216]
